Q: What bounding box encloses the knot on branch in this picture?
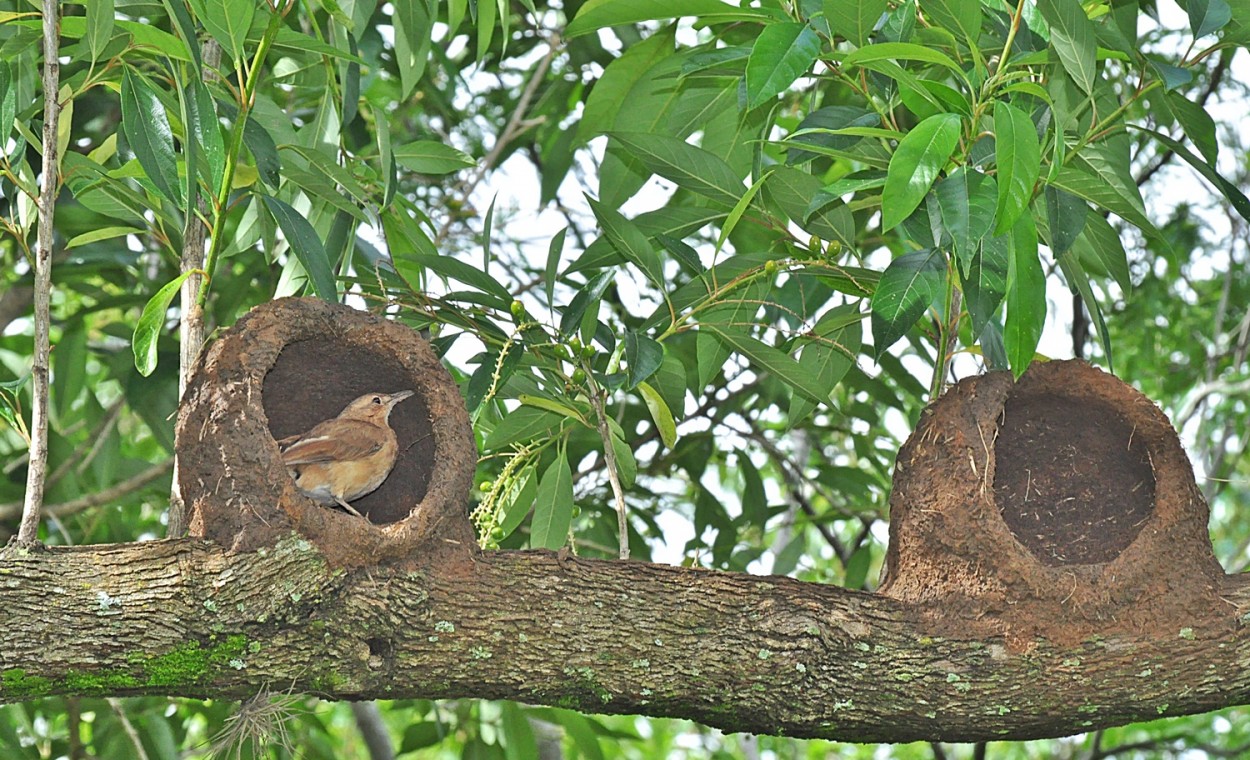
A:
[176,297,477,568]
[880,360,1225,644]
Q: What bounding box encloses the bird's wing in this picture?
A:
[279,419,385,464]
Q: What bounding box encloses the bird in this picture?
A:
[277,390,415,518]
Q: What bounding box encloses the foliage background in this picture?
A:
[2,0,1250,756]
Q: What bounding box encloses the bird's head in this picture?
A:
[341,390,415,422]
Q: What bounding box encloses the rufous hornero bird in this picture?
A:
[277,390,414,518]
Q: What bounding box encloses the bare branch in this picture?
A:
[16,0,62,546]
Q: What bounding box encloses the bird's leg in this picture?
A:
[333,496,366,518]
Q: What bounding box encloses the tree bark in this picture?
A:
[1,536,1248,744]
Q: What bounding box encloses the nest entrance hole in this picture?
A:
[262,338,435,525]
[993,391,1155,566]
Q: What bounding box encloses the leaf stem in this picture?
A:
[198,2,288,306]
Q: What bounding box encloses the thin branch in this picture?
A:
[15,0,62,547]
[107,698,151,760]
[435,35,561,245]
[350,701,395,760]
[590,389,630,559]
[0,460,173,522]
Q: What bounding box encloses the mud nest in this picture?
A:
[176,297,477,568]
[879,360,1224,643]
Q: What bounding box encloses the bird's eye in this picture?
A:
[372,396,382,404]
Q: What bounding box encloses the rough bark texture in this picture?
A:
[8,310,1249,746]
[0,538,1248,743]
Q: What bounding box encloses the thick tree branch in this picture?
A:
[1,537,1249,743]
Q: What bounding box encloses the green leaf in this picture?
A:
[881,113,961,231]
[920,0,981,43]
[788,305,862,425]
[1049,164,1156,234]
[1035,0,1098,94]
[745,22,822,109]
[1043,185,1087,256]
[0,61,14,150]
[258,195,338,301]
[54,325,88,421]
[784,105,879,165]
[638,381,678,449]
[870,248,945,356]
[187,79,225,198]
[531,454,574,550]
[133,270,198,376]
[576,26,676,144]
[935,167,996,275]
[394,140,476,174]
[560,271,614,336]
[395,252,513,308]
[1166,92,1218,165]
[121,69,183,207]
[565,0,767,37]
[1057,252,1113,371]
[843,42,967,79]
[844,545,873,589]
[1133,126,1250,226]
[609,424,637,489]
[243,116,281,187]
[399,723,443,753]
[993,101,1041,234]
[1004,214,1044,378]
[498,464,538,538]
[961,232,1009,338]
[587,197,663,285]
[66,226,144,248]
[705,326,832,407]
[823,0,888,47]
[1071,213,1131,292]
[608,131,746,206]
[624,332,664,389]
[85,0,115,62]
[393,0,433,98]
[484,408,564,450]
[198,0,255,65]
[545,227,567,308]
[1187,0,1232,37]
[501,702,539,760]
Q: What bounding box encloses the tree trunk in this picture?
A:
[1,537,1247,744]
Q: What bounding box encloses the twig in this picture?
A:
[0,460,173,521]
[107,698,150,760]
[435,35,561,245]
[15,0,62,547]
[589,389,630,559]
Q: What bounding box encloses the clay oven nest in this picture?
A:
[176,297,477,568]
[879,360,1225,643]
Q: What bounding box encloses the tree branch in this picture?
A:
[2,537,1249,744]
[17,0,62,546]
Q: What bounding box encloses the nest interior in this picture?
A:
[993,392,1156,566]
[262,337,436,526]
[879,360,1226,643]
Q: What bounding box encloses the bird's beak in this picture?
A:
[387,390,415,407]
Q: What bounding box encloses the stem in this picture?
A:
[198,4,287,306]
[16,0,61,547]
[589,389,629,560]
